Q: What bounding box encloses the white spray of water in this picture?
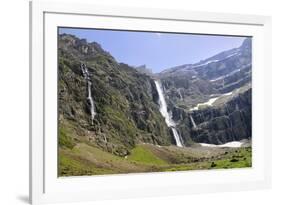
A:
[178,89,183,100]
[190,115,197,129]
[171,128,183,147]
[154,80,183,147]
[81,63,96,124]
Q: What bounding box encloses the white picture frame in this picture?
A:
[30,1,272,204]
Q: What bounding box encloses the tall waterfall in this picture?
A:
[190,115,197,129]
[81,63,96,124]
[154,80,183,147]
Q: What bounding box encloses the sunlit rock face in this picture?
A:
[156,38,252,145]
[58,34,172,156]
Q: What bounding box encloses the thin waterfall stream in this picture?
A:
[190,115,197,129]
[154,80,183,147]
[81,63,96,124]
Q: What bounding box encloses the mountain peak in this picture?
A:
[58,33,112,59]
[241,37,252,50]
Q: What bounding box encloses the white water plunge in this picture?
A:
[81,63,96,124]
[190,115,197,129]
[154,80,183,147]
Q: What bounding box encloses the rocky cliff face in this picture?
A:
[157,38,252,145]
[160,84,252,146]
[188,88,251,144]
[58,34,173,156]
[158,38,251,109]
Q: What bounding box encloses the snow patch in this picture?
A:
[190,97,219,111]
[190,92,233,111]
[210,63,251,82]
[200,141,243,148]
[192,60,219,68]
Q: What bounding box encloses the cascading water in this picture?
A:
[154,80,183,147]
[171,128,183,147]
[81,63,96,124]
[189,115,197,129]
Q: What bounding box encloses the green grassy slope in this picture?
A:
[59,142,252,176]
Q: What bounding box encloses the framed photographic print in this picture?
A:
[30,1,272,204]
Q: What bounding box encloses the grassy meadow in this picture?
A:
[59,142,251,176]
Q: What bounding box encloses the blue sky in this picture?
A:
[59,27,245,73]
